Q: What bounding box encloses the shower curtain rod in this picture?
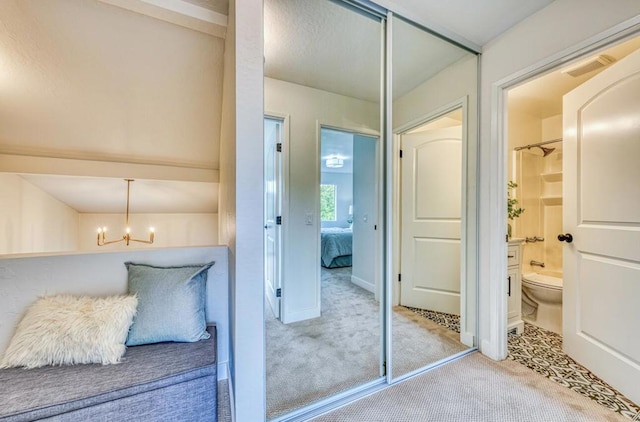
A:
[514,138,563,151]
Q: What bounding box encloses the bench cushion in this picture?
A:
[0,326,217,421]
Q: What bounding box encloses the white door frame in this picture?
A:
[265,112,290,320]
[392,97,472,347]
[488,21,640,360]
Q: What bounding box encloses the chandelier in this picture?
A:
[97,179,155,246]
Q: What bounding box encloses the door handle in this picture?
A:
[557,233,573,243]
[508,276,511,297]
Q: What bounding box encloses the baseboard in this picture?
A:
[351,275,374,293]
[507,319,524,335]
[217,361,229,381]
[283,307,321,324]
[460,331,475,348]
[480,339,508,361]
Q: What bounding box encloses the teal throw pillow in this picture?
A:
[125,262,214,346]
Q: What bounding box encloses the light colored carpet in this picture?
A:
[392,305,467,377]
[266,267,468,419]
[311,352,633,422]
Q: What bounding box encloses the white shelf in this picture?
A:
[541,196,562,205]
[542,171,563,183]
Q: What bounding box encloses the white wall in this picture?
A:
[507,109,543,176]
[508,109,544,273]
[0,246,230,380]
[232,0,265,419]
[393,55,478,129]
[508,110,564,275]
[541,115,564,273]
[0,174,79,254]
[351,135,377,293]
[478,0,640,360]
[320,171,353,229]
[217,0,236,392]
[78,213,218,251]
[265,77,379,323]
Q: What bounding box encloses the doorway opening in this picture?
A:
[504,34,640,417]
[264,116,285,320]
[320,126,379,293]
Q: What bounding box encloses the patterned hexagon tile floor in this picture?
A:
[507,323,640,420]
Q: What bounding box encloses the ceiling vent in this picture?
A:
[561,55,616,77]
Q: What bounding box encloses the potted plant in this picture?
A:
[507,181,524,239]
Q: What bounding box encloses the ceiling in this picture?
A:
[182,0,229,15]
[379,0,555,47]
[264,0,471,102]
[0,0,224,169]
[20,175,218,214]
[264,0,558,103]
[2,0,559,216]
[509,35,640,118]
[0,0,223,216]
[320,129,354,174]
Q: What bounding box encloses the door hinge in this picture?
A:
[276,143,282,152]
[399,149,403,158]
[276,288,282,298]
[276,216,282,225]
[398,273,401,282]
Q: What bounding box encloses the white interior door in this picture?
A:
[563,48,640,406]
[400,126,462,315]
[264,117,283,319]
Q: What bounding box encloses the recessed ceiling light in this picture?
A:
[326,157,344,168]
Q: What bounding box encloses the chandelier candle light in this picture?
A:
[97,179,155,246]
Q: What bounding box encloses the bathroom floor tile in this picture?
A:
[508,322,640,420]
[404,307,461,334]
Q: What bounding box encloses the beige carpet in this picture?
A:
[392,305,467,377]
[266,267,468,419]
[311,352,632,422]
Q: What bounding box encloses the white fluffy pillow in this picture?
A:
[0,295,137,369]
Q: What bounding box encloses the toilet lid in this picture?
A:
[522,273,563,290]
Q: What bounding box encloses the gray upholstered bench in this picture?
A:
[0,326,217,421]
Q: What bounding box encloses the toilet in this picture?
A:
[521,272,563,334]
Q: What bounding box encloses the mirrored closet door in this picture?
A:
[389,15,478,380]
[264,1,479,419]
[264,0,384,419]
